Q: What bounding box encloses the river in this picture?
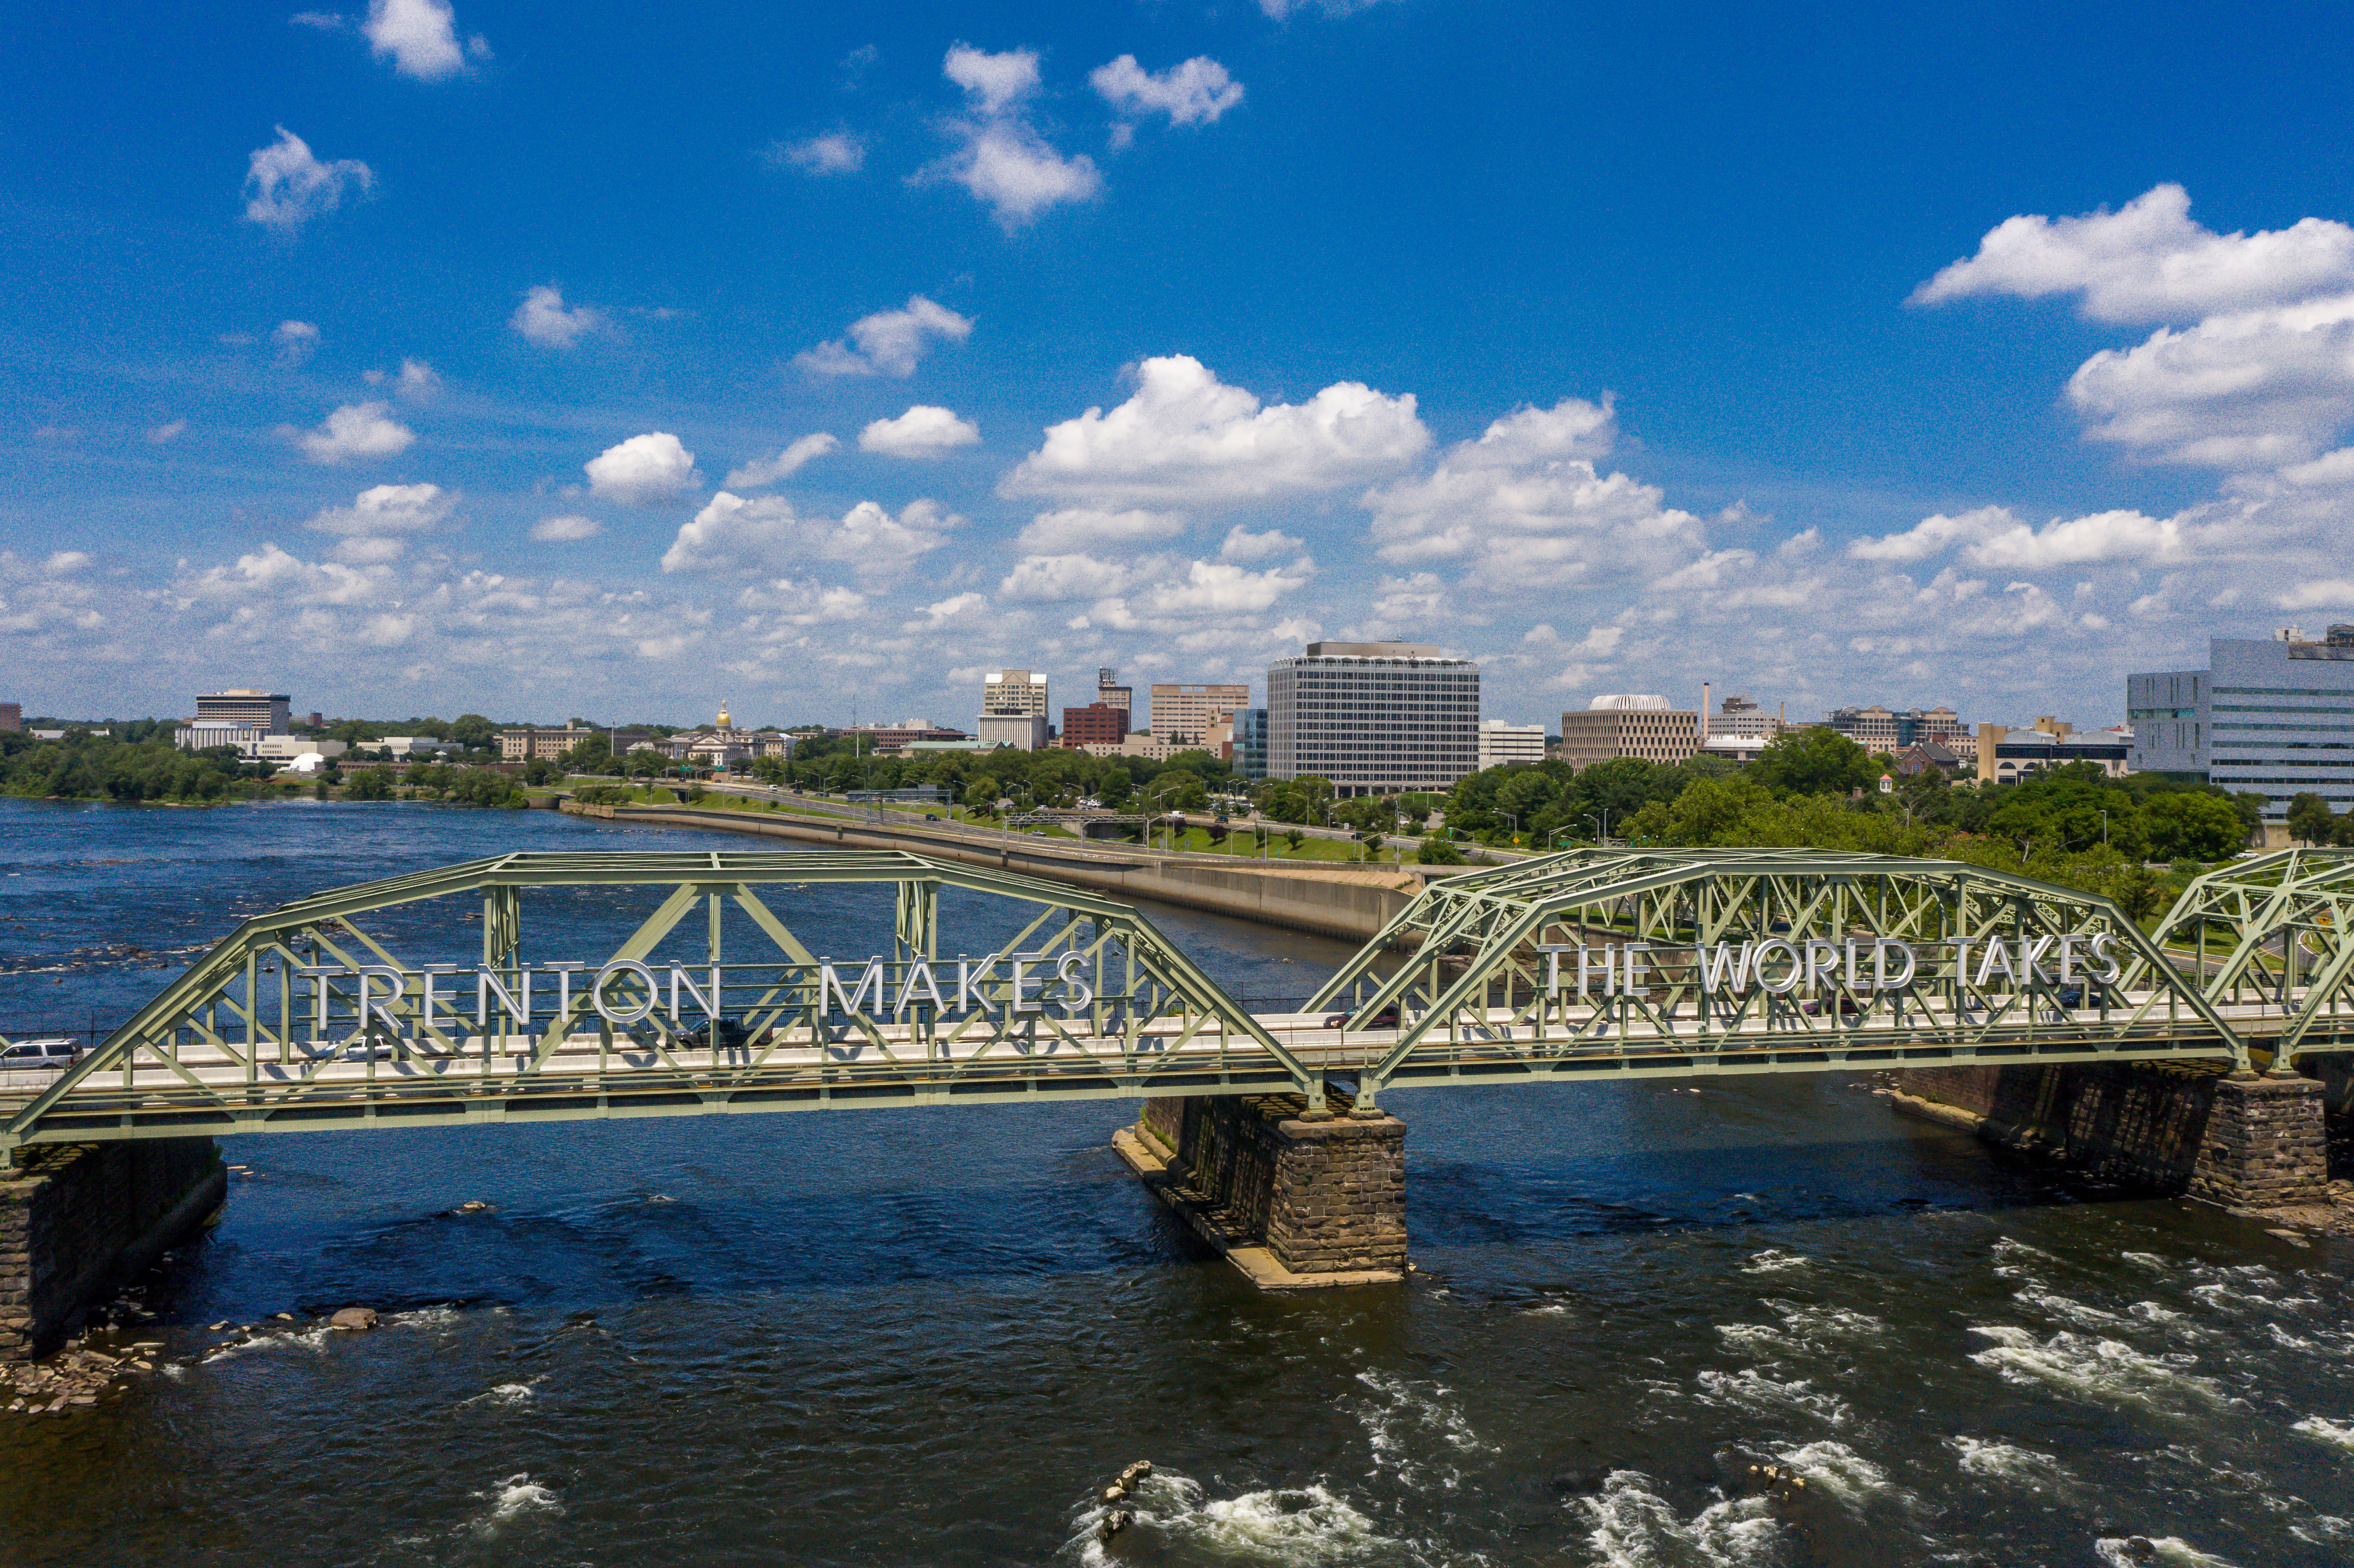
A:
[0,796,2350,1567]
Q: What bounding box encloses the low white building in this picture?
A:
[1476,720,1547,770]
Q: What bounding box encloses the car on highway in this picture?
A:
[1321,1004,1401,1029]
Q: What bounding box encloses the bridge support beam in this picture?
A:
[1116,1096,1406,1288]
[1,1140,225,1361]
[1895,1064,2331,1211]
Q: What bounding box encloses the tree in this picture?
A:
[450,714,498,749]
[343,767,395,801]
[1147,770,1208,812]
[2287,792,2337,847]
[2113,864,2167,924]
[2145,791,2246,860]
[1416,838,1466,865]
[1749,728,1877,799]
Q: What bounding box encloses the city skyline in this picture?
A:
[7,5,2354,727]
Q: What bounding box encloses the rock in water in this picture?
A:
[329,1307,379,1331]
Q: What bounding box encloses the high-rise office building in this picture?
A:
[0,702,19,733]
[1095,668,1132,713]
[980,669,1049,718]
[1266,641,1479,795]
[2128,627,2354,818]
[195,689,291,734]
[1149,682,1250,746]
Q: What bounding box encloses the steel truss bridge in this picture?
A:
[3,846,2350,1159]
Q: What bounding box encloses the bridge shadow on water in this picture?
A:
[156,1070,2184,1331]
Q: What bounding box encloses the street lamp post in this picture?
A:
[1584,810,1610,845]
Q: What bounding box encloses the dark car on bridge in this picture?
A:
[1322,1004,1401,1029]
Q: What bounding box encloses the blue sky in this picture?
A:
[7,1,2354,729]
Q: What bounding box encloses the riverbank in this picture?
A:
[566,799,1433,942]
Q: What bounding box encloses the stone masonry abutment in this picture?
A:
[1,1139,226,1361]
[1114,1095,1407,1288]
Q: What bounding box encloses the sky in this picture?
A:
[7,1,2354,731]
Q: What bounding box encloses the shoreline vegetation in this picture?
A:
[4,721,2296,923]
[0,732,528,809]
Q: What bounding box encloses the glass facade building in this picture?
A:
[1266,641,1479,795]
[2128,629,2354,819]
[1233,708,1268,780]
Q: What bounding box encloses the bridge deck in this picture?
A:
[0,993,2285,1145]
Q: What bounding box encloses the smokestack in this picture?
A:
[1701,682,1711,742]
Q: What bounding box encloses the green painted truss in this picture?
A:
[1305,847,2257,1109]
[0,849,1329,1158]
[2149,848,2354,1065]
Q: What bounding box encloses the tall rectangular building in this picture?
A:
[1149,682,1250,746]
[1095,668,1132,713]
[1266,641,1478,795]
[0,702,19,733]
[196,690,291,734]
[1233,708,1269,780]
[980,668,1049,718]
[2128,628,2354,818]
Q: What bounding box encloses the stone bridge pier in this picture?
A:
[1113,1095,1407,1289]
[1895,1063,2334,1208]
[2,1139,226,1361]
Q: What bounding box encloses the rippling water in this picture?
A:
[1,798,2350,1567]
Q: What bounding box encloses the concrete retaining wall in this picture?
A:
[571,803,1425,943]
[0,1140,224,1360]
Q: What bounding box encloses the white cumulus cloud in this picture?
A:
[933,46,1101,228]
[664,493,956,576]
[794,295,972,377]
[529,514,601,542]
[1913,184,2354,325]
[724,432,839,489]
[364,0,477,81]
[2064,294,2354,468]
[1219,524,1304,561]
[585,432,698,505]
[287,401,415,463]
[859,405,981,458]
[1002,354,1428,506]
[511,285,606,349]
[998,553,1137,602]
[1362,397,1699,591]
[242,127,372,232]
[1850,505,2183,569]
[303,481,454,561]
[1090,55,1244,126]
